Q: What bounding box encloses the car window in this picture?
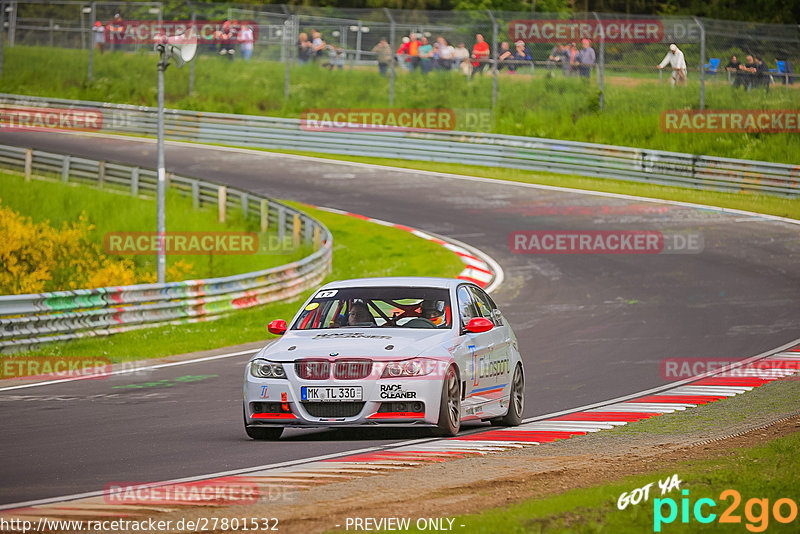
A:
[291,287,452,330]
[456,285,478,327]
[469,286,496,324]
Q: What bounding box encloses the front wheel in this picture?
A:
[243,405,283,440]
[434,365,461,436]
[492,364,524,426]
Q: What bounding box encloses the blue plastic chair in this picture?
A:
[704,58,720,74]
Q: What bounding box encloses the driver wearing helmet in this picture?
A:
[420,300,446,326]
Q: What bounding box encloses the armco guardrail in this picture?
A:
[2,93,798,197]
[0,145,333,353]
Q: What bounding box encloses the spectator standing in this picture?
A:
[471,34,490,77]
[297,33,312,65]
[311,31,326,62]
[754,57,771,93]
[453,42,471,76]
[93,21,106,54]
[109,13,125,52]
[566,42,578,76]
[435,37,454,71]
[657,43,687,86]
[576,38,595,79]
[741,55,756,90]
[726,55,743,87]
[238,23,254,62]
[513,40,532,72]
[396,36,411,70]
[547,43,563,72]
[407,34,421,72]
[418,36,433,74]
[498,41,514,72]
[372,38,392,77]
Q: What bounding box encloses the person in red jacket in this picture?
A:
[471,33,490,77]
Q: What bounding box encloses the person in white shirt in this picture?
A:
[238,23,254,62]
[657,43,687,86]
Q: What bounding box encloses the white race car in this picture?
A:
[243,277,524,439]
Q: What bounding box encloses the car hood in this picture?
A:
[255,329,454,362]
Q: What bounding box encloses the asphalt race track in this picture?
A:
[1,130,799,506]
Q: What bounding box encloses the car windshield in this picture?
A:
[291,286,452,330]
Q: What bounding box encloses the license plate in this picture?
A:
[301,386,363,402]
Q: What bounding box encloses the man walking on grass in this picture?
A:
[657,43,687,86]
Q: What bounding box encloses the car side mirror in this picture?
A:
[268,319,287,336]
[465,317,493,334]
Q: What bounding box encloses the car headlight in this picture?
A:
[250,359,287,379]
[380,358,436,378]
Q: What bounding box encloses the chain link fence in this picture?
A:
[1,2,798,133]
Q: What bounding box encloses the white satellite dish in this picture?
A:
[155,29,197,68]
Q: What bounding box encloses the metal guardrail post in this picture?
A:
[97,160,105,188]
[61,155,70,182]
[278,206,286,241]
[131,167,139,196]
[24,148,31,180]
[260,198,269,231]
[292,213,301,248]
[694,17,705,111]
[240,191,249,217]
[218,185,227,223]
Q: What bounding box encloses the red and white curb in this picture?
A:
[2,342,798,522]
[309,205,502,292]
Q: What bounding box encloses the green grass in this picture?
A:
[3,46,799,163]
[0,171,311,283]
[14,203,465,361]
[366,379,800,534]
[252,150,800,221]
[425,432,800,533]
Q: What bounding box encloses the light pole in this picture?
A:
[154,29,197,283]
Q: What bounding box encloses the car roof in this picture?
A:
[317,277,472,291]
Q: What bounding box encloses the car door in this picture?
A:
[467,285,512,416]
[456,284,504,417]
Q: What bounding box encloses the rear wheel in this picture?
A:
[492,364,524,427]
[434,365,461,436]
[243,405,283,440]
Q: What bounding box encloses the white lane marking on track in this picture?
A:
[0,349,260,392]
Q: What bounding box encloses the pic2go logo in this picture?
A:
[654,489,799,532]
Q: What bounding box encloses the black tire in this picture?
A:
[433,365,461,436]
[243,405,283,440]
[492,364,524,426]
[245,425,283,440]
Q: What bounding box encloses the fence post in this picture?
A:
[24,148,32,181]
[191,180,199,209]
[284,16,292,100]
[592,12,605,111]
[61,155,70,183]
[384,8,395,106]
[487,10,498,110]
[0,1,4,77]
[7,0,14,47]
[277,206,286,242]
[694,16,705,111]
[218,185,227,223]
[292,213,301,248]
[188,3,195,95]
[131,167,139,196]
[260,198,269,232]
[240,191,249,217]
[312,225,320,250]
[88,1,95,82]
[97,161,105,188]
